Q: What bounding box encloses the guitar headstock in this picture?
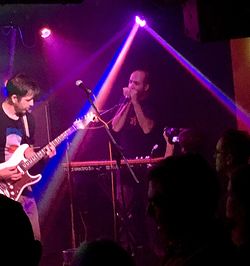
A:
[74,111,97,130]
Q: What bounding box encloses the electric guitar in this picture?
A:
[0,112,95,201]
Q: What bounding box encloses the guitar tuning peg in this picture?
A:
[92,114,98,122]
[86,111,98,122]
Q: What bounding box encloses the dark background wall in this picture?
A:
[0,1,237,265]
[0,0,236,161]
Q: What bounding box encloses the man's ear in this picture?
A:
[144,84,150,92]
[10,95,18,104]
[226,153,234,166]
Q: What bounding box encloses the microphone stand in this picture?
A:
[65,138,77,249]
[79,84,139,246]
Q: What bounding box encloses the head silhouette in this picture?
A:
[72,238,135,266]
[147,153,220,243]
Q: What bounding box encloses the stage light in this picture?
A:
[40,27,51,39]
[135,16,146,27]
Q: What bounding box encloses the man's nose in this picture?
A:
[30,99,34,106]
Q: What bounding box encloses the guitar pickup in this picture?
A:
[17,162,26,174]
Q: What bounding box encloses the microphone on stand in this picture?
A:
[75,80,92,94]
[122,87,131,105]
[146,144,159,168]
[123,86,130,97]
[150,144,159,158]
[122,96,130,105]
[76,80,96,100]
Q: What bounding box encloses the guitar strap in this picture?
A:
[21,115,33,194]
[22,115,30,138]
[22,115,31,143]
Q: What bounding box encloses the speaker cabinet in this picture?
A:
[32,100,51,150]
[183,0,250,41]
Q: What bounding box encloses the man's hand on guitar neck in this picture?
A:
[45,143,56,158]
[24,146,36,159]
[0,166,22,181]
[24,143,56,159]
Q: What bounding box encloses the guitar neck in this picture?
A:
[20,124,78,171]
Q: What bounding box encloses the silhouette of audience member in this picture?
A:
[215,129,250,178]
[226,164,250,265]
[147,153,237,266]
[0,194,42,266]
[111,69,158,252]
[71,238,135,266]
[215,129,250,219]
[179,128,204,154]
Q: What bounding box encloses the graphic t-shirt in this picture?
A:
[0,106,35,164]
[115,98,160,159]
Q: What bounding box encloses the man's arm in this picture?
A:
[112,102,131,132]
[132,101,154,134]
[129,87,154,134]
[163,131,174,158]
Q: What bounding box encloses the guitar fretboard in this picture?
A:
[19,125,78,171]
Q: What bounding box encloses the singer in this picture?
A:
[112,69,157,158]
[111,69,161,255]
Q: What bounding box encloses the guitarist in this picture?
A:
[0,73,56,241]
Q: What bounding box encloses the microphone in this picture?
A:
[150,144,159,158]
[123,96,130,105]
[123,87,130,98]
[120,87,131,106]
[75,80,92,94]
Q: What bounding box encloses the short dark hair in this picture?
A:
[0,195,42,265]
[179,128,203,154]
[220,129,250,165]
[231,164,250,214]
[72,238,135,266]
[148,154,220,220]
[6,73,40,99]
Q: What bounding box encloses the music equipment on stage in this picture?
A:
[0,112,95,201]
[62,157,164,173]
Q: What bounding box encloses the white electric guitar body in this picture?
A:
[0,112,95,201]
[0,144,42,200]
